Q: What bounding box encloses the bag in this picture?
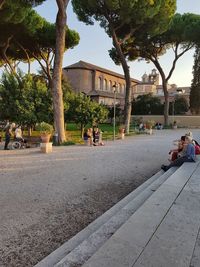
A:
[195,145,200,155]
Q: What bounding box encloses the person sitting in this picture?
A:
[93,127,100,146]
[161,135,195,172]
[15,126,23,141]
[169,136,186,161]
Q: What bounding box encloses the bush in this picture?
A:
[35,122,53,134]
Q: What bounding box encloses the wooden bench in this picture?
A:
[25,136,41,148]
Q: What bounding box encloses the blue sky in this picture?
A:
[34,0,200,87]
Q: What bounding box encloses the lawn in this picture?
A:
[0,123,138,145]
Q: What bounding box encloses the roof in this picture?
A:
[64,60,140,84]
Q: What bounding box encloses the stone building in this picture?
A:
[63,60,140,108]
[134,69,190,105]
[63,61,190,108]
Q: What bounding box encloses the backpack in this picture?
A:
[195,145,200,155]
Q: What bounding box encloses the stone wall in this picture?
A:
[131,115,200,128]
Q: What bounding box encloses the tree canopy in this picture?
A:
[190,45,200,114]
[72,0,176,132]
[110,13,200,125]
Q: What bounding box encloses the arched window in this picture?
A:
[103,79,107,90]
[109,80,112,91]
[119,83,122,94]
[98,77,102,90]
[123,84,126,94]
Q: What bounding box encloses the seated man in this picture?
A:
[162,135,195,172]
[15,126,23,142]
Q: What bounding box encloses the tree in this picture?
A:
[72,0,176,133]
[51,0,70,144]
[0,1,79,144]
[120,13,200,125]
[65,93,108,137]
[190,45,200,114]
[132,94,163,115]
[173,96,189,115]
[0,0,45,73]
[0,70,52,131]
[108,104,122,123]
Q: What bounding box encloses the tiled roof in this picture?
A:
[64,60,140,83]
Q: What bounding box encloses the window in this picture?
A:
[119,83,122,94]
[98,77,102,90]
[103,79,107,91]
[109,80,112,91]
[123,84,125,94]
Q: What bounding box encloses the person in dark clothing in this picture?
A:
[4,123,14,150]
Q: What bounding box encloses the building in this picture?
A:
[63,61,190,108]
[134,69,190,105]
[63,61,140,108]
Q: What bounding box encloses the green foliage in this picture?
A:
[35,121,53,134]
[108,104,122,120]
[0,0,80,74]
[132,94,163,115]
[190,45,200,114]
[62,140,76,146]
[171,96,189,115]
[0,70,53,125]
[72,0,176,39]
[65,92,109,134]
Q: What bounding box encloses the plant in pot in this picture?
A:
[35,122,53,143]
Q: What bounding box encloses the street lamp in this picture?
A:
[113,84,117,141]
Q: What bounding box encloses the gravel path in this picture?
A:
[0,129,199,267]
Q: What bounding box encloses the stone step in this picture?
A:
[52,168,177,267]
[34,169,166,267]
[82,162,200,267]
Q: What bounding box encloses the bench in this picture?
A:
[25,136,41,148]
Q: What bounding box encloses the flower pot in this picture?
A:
[40,134,51,143]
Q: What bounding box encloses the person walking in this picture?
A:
[4,124,12,150]
[4,123,15,150]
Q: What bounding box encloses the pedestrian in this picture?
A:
[83,129,89,146]
[4,123,15,150]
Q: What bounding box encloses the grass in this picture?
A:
[0,123,139,146]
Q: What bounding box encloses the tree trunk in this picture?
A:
[52,0,69,144]
[162,80,169,126]
[28,126,32,137]
[111,28,132,134]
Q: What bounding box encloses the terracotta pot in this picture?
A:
[119,128,125,134]
[40,134,51,143]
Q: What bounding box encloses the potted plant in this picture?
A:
[35,122,53,143]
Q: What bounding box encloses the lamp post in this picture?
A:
[113,84,117,141]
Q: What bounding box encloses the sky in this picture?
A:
[33,0,200,87]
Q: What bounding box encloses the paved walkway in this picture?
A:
[0,129,199,266]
